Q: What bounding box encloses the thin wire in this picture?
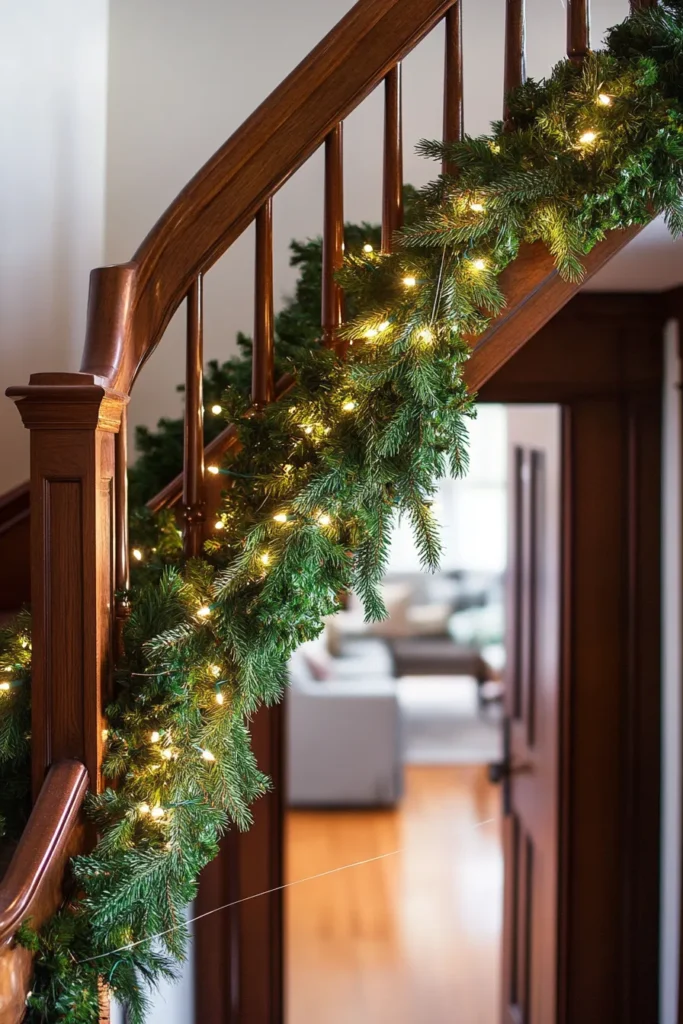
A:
[430,245,449,323]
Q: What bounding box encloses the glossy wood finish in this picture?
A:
[253,200,275,406]
[442,2,463,175]
[0,760,88,1024]
[81,0,457,394]
[0,483,30,612]
[114,405,130,659]
[322,125,345,352]
[504,0,526,119]
[502,409,561,1023]
[382,64,403,253]
[7,372,125,800]
[286,766,502,1024]
[182,276,206,558]
[566,0,590,63]
[480,292,664,1023]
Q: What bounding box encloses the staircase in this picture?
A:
[0,0,655,1020]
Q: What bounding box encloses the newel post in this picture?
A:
[7,372,127,800]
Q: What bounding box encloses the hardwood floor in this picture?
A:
[285,765,503,1024]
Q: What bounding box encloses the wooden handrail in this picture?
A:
[80,0,456,395]
[0,760,88,1024]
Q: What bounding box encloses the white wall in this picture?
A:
[105,0,628,455]
[660,320,681,1023]
[0,0,109,489]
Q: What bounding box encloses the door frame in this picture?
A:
[194,291,666,1023]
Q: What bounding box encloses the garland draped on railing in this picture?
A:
[2,4,683,1020]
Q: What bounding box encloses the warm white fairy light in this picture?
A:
[215,691,225,706]
[0,682,10,693]
[102,729,109,741]
[150,806,165,819]
[161,748,174,760]
[211,404,222,415]
[260,552,271,566]
[138,803,151,815]
[342,400,356,412]
[150,730,161,743]
[284,464,293,474]
[402,275,417,288]
[132,548,143,561]
[201,749,216,763]
[210,665,221,678]
[597,93,612,106]
[197,605,212,619]
[417,328,434,344]
[214,520,224,530]
[470,201,485,213]
[208,465,219,475]
[472,258,487,271]
[273,512,288,523]
[363,243,374,253]
[378,321,390,332]
[365,327,379,339]
[579,130,597,145]
[317,513,331,527]
[304,425,313,435]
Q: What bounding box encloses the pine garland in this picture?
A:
[1,4,683,1020]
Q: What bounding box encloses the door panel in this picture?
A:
[502,407,561,1024]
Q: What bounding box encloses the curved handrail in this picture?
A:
[0,759,88,944]
[80,0,455,395]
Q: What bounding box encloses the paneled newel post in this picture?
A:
[7,372,127,802]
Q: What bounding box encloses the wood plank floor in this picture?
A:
[285,765,503,1024]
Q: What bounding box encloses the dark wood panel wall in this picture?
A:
[480,292,665,1023]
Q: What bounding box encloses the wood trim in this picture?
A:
[480,291,664,1022]
[0,760,88,1024]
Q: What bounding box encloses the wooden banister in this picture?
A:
[0,760,88,1024]
[80,0,457,395]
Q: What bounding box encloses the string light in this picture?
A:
[342,400,356,412]
[214,520,224,530]
[0,682,10,693]
[489,142,501,154]
[379,321,390,332]
[597,93,612,106]
[161,748,174,760]
[304,425,313,435]
[273,512,288,523]
[211,404,222,415]
[417,328,434,344]
[402,275,417,288]
[150,806,165,819]
[138,803,151,816]
[472,258,487,271]
[470,202,485,213]
[210,665,221,678]
[215,691,225,706]
[201,749,216,763]
[579,130,597,145]
[260,552,271,566]
[317,513,331,527]
[102,729,109,741]
[208,465,219,475]
[283,464,293,474]
[363,243,374,253]
[197,606,212,619]
[150,731,161,744]
[132,548,143,562]
[365,327,379,339]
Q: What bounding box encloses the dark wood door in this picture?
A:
[501,407,561,1024]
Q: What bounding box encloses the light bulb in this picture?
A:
[472,258,487,271]
[150,730,160,743]
[402,275,417,288]
[161,748,174,760]
[0,682,10,692]
[363,243,374,253]
[102,729,109,741]
[304,425,313,435]
[317,513,331,527]
[215,691,225,706]
[132,548,143,561]
[201,749,216,762]
[210,665,221,678]
[283,464,293,474]
[138,803,151,815]
[197,605,211,619]
[579,130,597,145]
[417,328,434,344]
[470,202,485,213]
[378,321,390,332]
[489,142,501,154]
[214,520,224,530]
[260,552,271,566]
[150,806,165,819]
[211,404,222,415]
[365,327,379,339]
[597,93,612,106]
[208,465,219,475]
[273,512,288,523]
[342,400,356,412]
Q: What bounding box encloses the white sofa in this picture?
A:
[286,642,403,807]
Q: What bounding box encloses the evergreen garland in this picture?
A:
[1,5,683,1020]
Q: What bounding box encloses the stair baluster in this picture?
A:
[443,2,464,175]
[322,123,345,352]
[114,405,130,662]
[567,0,590,63]
[253,200,275,407]
[504,0,526,121]
[182,276,206,557]
[382,64,404,253]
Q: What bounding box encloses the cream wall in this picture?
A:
[0,0,109,489]
[105,0,628,455]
